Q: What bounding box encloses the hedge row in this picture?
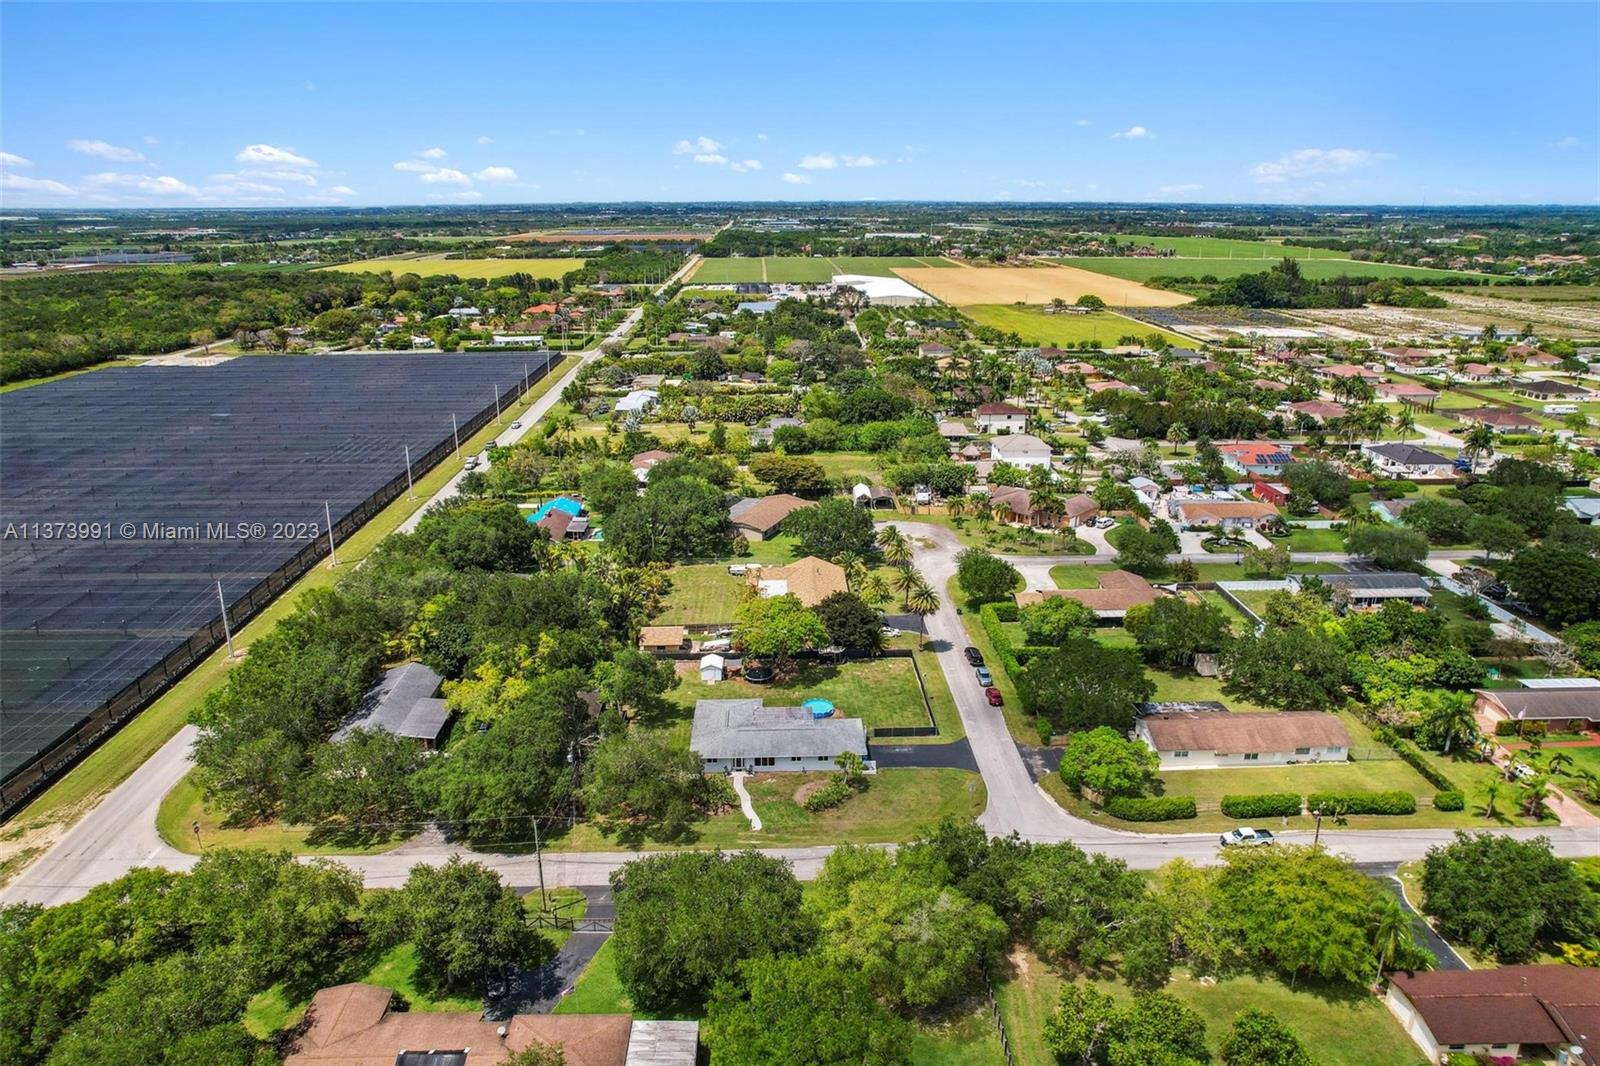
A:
[1106,796,1197,821]
[1220,793,1303,819]
[977,604,1027,702]
[1306,790,1418,815]
[1373,726,1460,793]
[1433,790,1465,811]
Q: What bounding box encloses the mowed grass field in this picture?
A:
[323,257,582,280]
[1052,256,1485,283]
[898,264,1192,308]
[1106,233,1348,258]
[963,304,1194,347]
[687,255,953,284]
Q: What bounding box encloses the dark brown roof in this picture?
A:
[1142,711,1350,753]
[1015,570,1161,615]
[728,493,814,535]
[1388,965,1600,1051]
[975,402,1026,416]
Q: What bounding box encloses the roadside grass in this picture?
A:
[995,951,1424,1066]
[6,358,575,840]
[961,304,1191,348]
[910,1000,1006,1064]
[155,771,405,856]
[547,768,985,853]
[1271,527,1347,552]
[552,938,635,1015]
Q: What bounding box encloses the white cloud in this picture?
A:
[474,166,519,183]
[394,160,434,173]
[1159,183,1204,194]
[1250,147,1382,184]
[326,185,356,196]
[730,159,763,173]
[1555,135,1581,149]
[239,167,317,186]
[841,154,879,168]
[476,135,494,145]
[1013,179,1046,189]
[85,172,198,196]
[143,135,160,145]
[756,133,769,142]
[1112,126,1152,140]
[673,136,724,156]
[212,180,285,195]
[692,153,728,165]
[419,147,447,159]
[69,138,146,162]
[235,143,318,168]
[418,167,471,185]
[798,152,838,170]
[782,172,811,185]
[1,173,73,195]
[0,151,33,168]
[1074,118,1091,127]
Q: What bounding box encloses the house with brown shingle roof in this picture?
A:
[727,494,814,540]
[1170,499,1280,530]
[1014,569,1162,620]
[639,626,689,652]
[974,402,1028,433]
[1456,407,1541,432]
[1135,710,1350,770]
[746,556,847,607]
[1474,688,1600,731]
[1287,400,1347,424]
[1384,966,1598,1064]
[282,983,695,1066]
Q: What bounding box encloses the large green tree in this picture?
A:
[703,955,911,1066]
[783,497,877,560]
[1502,546,1600,624]
[1019,596,1098,646]
[1124,597,1231,670]
[1020,639,1155,733]
[1222,626,1349,712]
[606,475,730,563]
[733,593,828,671]
[956,548,1021,604]
[1420,832,1600,962]
[1057,727,1159,800]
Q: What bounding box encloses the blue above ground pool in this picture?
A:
[527,496,583,523]
[802,698,835,719]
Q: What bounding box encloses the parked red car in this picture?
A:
[985,687,1004,707]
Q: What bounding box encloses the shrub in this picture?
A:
[991,602,1019,623]
[1220,793,1302,819]
[803,778,852,812]
[1306,790,1417,815]
[1105,796,1197,821]
[1377,730,1460,792]
[1433,790,1465,811]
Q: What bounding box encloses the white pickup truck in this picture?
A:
[1220,827,1275,847]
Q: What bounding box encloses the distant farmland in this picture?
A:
[898,264,1192,308]
[324,257,582,280]
[688,255,953,284]
[1052,256,1486,283]
[963,304,1194,347]
[1101,234,1347,258]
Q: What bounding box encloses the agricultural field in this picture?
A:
[1103,234,1348,258]
[503,227,714,243]
[1052,256,1484,283]
[1459,284,1600,304]
[897,264,1193,308]
[323,256,582,279]
[962,303,1195,347]
[687,255,953,284]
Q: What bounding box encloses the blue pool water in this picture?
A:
[802,698,835,719]
[527,496,583,523]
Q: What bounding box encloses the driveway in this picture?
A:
[489,885,616,1017]
[871,738,979,772]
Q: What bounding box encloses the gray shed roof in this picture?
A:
[690,699,867,761]
[1300,571,1431,594]
[335,661,451,743]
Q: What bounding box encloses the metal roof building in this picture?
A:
[691,698,867,773]
[335,662,451,747]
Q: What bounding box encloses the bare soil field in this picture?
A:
[1435,290,1600,336]
[892,263,1192,308]
[1291,294,1600,341]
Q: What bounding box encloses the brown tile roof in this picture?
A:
[1251,378,1289,391]
[1377,381,1439,399]
[1087,379,1134,393]
[285,984,635,1066]
[1174,500,1280,522]
[1457,407,1539,429]
[1142,711,1350,753]
[1014,570,1161,615]
[538,509,575,540]
[1288,400,1347,420]
[728,493,814,536]
[1475,688,1600,723]
[1063,493,1099,519]
[639,625,688,650]
[1387,965,1600,1052]
[975,402,1026,416]
[1320,363,1382,379]
[747,556,848,607]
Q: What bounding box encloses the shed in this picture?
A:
[699,654,727,683]
[639,626,688,652]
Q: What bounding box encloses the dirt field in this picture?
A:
[1435,290,1600,336]
[502,230,711,243]
[892,264,1192,308]
[1292,293,1600,342]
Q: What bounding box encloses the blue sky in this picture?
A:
[2,2,1596,208]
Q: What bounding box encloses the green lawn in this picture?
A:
[996,955,1424,1066]
[663,655,937,734]
[911,1002,1006,1064]
[688,255,954,284]
[1053,256,1489,284]
[895,514,1096,557]
[548,768,985,853]
[962,304,1192,348]
[553,938,638,1016]
[155,771,406,855]
[653,563,750,624]
[1092,234,1349,259]
[1047,561,1340,588]
[1271,527,1347,552]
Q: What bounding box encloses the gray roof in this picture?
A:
[1478,688,1600,722]
[335,661,451,743]
[1302,570,1431,593]
[625,1020,701,1066]
[690,698,867,761]
[1136,700,1229,715]
[1365,442,1455,467]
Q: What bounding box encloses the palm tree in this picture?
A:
[1481,780,1502,820]
[892,564,920,608]
[1065,442,1091,483]
[1518,777,1550,819]
[836,551,868,590]
[1368,895,1413,984]
[1464,423,1496,472]
[991,500,1013,527]
[1339,502,1380,530]
[1030,486,1064,529]
[1570,770,1600,804]
[1166,422,1189,456]
[1543,751,1574,777]
[861,573,891,607]
[877,525,910,566]
[946,495,968,522]
[1393,406,1417,442]
[906,579,940,634]
[1426,694,1478,755]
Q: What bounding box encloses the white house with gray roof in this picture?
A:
[691,698,867,773]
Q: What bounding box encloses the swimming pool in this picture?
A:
[527,496,583,523]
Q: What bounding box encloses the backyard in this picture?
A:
[661,654,941,735]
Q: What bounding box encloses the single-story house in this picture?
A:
[1136,710,1350,770]
[631,449,675,482]
[1376,381,1440,407]
[736,300,778,315]
[537,507,590,542]
[729,494,814,539]
[1456,363,1501,383]
[1371,497,1421,524]
[1362,442,1457,478]
[699,654,726,683]
[1171,499,1280,530]
[986,485,1096,528]
[747,556,848,607]
[1456,406,1541,432]
[1086,379,1137,395]
[335,662,451,749]
[1383,966,1596,1065]
[1014,569,1163,620]
[1286,400,1347,424]
[974,402,1028,434]
[1250,479,1291,507]
[1380,346,1442,366]
[1056,360,1101,379]
[852,483,895,509]
[1317,363,1382,382]
[283,982,695,1066]
[918,341,953,358]
[691,698,868,773]
[1218,441,1293,478]
[615,389,659,415]
[639,626,688,652]
[937,420,973,440]
[1061,493,1100,527]
[1474,688,1600,732]
[1291,571,1432,610]
[1564,497,1600,525]
[989,433,1053,469]
[1513,378,1590,400]
[1127,476,1162,505]
[1251,378,1289,392]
